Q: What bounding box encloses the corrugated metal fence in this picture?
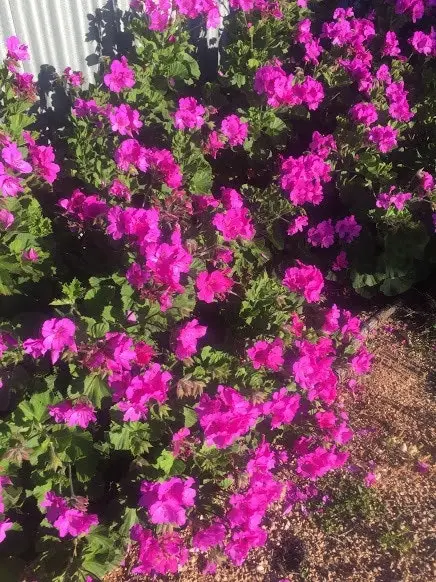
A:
[0,0,131,84]
[0,0,228,85]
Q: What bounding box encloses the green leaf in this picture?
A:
[183,406,198,428]
[18,390,51,422]
[83,374,110,407]
[154,450,185,476]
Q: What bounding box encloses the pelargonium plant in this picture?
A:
[0,0,435,580]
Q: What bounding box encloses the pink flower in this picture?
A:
[409,30,434,55]
[315,410,337,429]
[395,0,425,22]
[104,56,135,93]
[1,143,32,173]
[139,477,196,526]
[368,125,398,153]
[109,104,142,136]
[0,173,23,197]
[383,31,401,57]
[64,67,84,87]
[287,215,308,235]
[289,313,305,337]
[350,102,378,125]
[0,209,14,229]
[109,179,131,201]
[307,219,335,248]
[135,341,155,366]
[322,304,341,333]
[283,262,324,303]
[309,131,336,159]
[220,187,243,209]
[220,115,248,146]
[197,385,261,449]
[131,526,188,576]
[172,427,191,458]
[174,97,205,130]
[41,492,98,538]
[175,319,207,360]
[332,251,348,271]
[247,338,284,371]
[263,388,301,429]
[6,36,29,61]
[0,520,13,543]
[49,400,97,429]
[213,207,255,241]
[351,347,373,375]
[297,446,349,479]
[420,171,434,192]
[41,317,77,364]
[335,215,362,242]
[196,269,233,303]
[22,248,39,262]
[22,337,46,358]
[225,527,267,566]
[331,422,353,444]
[364,472,377,487]
[204,130,225,158]
[29,145,60,184]
[192,521,226,551]
[280,153,331,206]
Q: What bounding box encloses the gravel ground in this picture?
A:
[105,321,436,582]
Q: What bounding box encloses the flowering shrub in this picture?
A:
[0,0,435,579]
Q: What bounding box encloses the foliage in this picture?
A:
[0,0,435,579]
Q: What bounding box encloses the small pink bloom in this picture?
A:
[0,209,14,229]
[22,248,39,262]
[220,115,248,146]
[6,36,29,61]
[196,269,233,303]
[332,251,348,272]
[364,472,377,487]
[283,262,324,303]
[287,215,308,235]
[212,207,255,241]
[368,125,398,153]
[64,67,84,87]
[175,319,207,360]
[335,215,362,242]
[247,338,284,371]
[174,97,205,130]
[1,143,32,173]
[0,520,13,543]
[109,104,142,136]
[104,56,135,93]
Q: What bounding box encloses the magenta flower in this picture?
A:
[175,319,207,360]
[368,125,398,153]
[335,215,362,243]
[280,153,331,206]
[109,104,142,136]
[192,521,226,551]
[0,520,13,543]
[351,347,373,375]
[212,207,255,241]
[131,525,188,576]
[41,492,98,538]
[283,262,324,303]
[172,427,191,458]
[0,172,23,197]
[409,30,434,55]
[350,102,378,126]
[22,248,39,262]
[139,477,196,526]
[196,269,233,303]
[64,67,84,87]
[109,179,131,201]
[220,115,248,146]
[41,318,77,364]
[6,36,29,61]
[247,338,284,371]
[263,388,301,429]
[197,385,261,449]
[332,251,348,272]
[307,219,335,248]
[309,131,336,159]
[204,130,225,158]
[287,215,308,236]
[104,56,135,93]
[315,410,337,429]
[48,400,96,429]
[174,97,205,130]
[297,446,349,479]
[29,144,60,184]
[383,31,401,57]
[0,209,14,229]
[22,337,46,358]
[225,526,267,566]
[1,143,32,173]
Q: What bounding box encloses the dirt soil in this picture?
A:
[106,317,436,582]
